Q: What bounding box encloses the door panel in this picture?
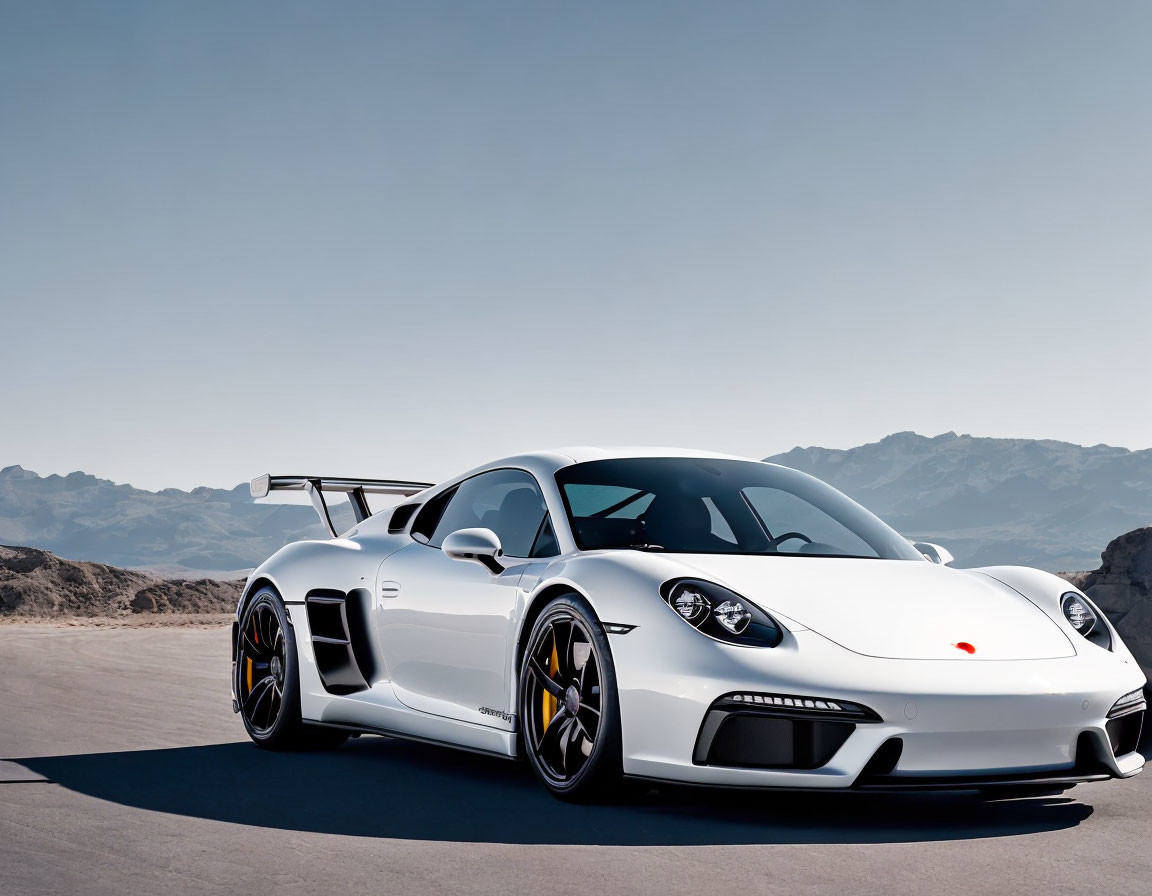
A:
[375,542,525,727]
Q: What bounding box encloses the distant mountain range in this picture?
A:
[766,432,1152,570]
[0,465,319,576]
[2,431,1150,575]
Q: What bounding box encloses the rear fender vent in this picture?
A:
[305,589,374,694]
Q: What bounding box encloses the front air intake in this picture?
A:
[693,693,880,769]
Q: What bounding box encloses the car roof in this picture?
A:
[460,446,758,480]
[550,446,754,463]
[421,448,773,498]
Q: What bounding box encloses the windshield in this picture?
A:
[556,458,923,560]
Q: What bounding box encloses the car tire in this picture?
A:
[518,593,622,801]
[235,588,348,751]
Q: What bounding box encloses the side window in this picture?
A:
[426,470,552,558]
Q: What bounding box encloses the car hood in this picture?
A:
[663,555,1076,660]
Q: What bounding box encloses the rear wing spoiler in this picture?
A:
[250,474,435,538]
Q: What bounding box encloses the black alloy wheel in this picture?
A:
[520,594,621,800]
[237,596,286,735]
[235,588,348,751]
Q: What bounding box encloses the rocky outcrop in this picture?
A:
[0,545,243,618]
[1060,527,1152,673]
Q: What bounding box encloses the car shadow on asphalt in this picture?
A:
[18,735,1094,845]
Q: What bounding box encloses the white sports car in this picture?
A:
[232,448,1146,800]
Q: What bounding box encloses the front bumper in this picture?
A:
[614,626,1147,789]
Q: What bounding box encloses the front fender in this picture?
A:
[975,565,1140,669]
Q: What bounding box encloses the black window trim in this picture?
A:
[529,513,560,559]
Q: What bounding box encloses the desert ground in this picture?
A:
[1,623,1150,896]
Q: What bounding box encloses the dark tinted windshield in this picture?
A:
[556,458,922,560]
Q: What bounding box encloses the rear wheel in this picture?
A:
[235,588,348,751]
[519,594,622,801]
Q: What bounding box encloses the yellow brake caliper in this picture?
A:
[245,620,256,692]
[542,637,559,728]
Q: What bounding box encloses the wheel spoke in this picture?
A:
[537,706,569,754]
[262,685,282,729]
[528,658,564,698]
[244,675,275,716]
[560,717,584,775]
[242,631,263,659]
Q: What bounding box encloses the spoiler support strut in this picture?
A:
[252,474,434,538]
[303,479,337,538]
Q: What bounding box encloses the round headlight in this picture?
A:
[1062,592,1097,635]
[673,586,710,623]
[1060,592,1112,651]
[714,600,752,634]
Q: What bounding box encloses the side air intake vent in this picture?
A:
[305,589,374,694]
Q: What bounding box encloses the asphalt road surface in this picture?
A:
[1,624,1150,896]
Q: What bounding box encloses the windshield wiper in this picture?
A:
[624,543,664,551]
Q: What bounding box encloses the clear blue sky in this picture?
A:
[2,1,1150,490]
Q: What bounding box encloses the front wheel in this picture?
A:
[235,588,348,751]
[519,594,622,801]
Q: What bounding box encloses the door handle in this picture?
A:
[380,581,401,599]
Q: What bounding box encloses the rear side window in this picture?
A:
[388,503,420,534]
[411,487,456,542]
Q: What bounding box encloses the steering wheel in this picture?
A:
[770,531,812,549]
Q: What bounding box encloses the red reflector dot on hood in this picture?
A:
[953,642,976,654]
